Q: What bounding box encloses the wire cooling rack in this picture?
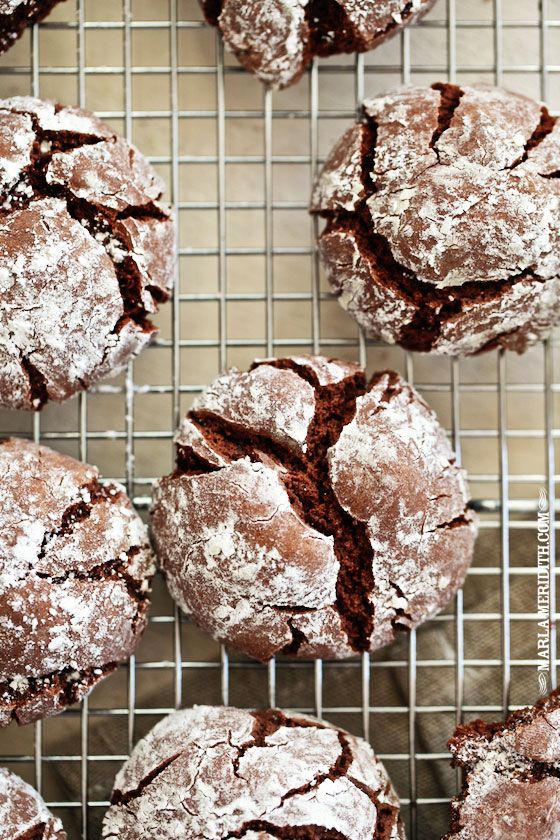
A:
[0,1,559,838]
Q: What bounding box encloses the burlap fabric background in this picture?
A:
[0,1,558,838]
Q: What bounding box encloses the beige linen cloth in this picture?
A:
[0,0,558,838]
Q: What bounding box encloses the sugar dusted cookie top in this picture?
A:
[445,688,560,840]
[0,437,155,727]
[0,768,66,839]
[0,96,174,410]
[102,705,405,839]
[311,83,560,356]
[152,355,476,661]
[201,0,436,89]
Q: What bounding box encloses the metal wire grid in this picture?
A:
[0,0,559,838]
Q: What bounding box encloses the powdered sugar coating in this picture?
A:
[174,418,227,468]
[115,214,175,309]
[0,768,66,839]
[152,355,476,660]
[319,228,416,345]
[202,0,435,90]
[153,458,341,661]
[446,691,560,840]
[0,198,151,408]
[218,0,307,90]
[312,83,560,355]
[520,119,560,176]
[329,373,475,646]
[0,96,174,410]
[340,0,427,40]
[101,705,404,840]
[431,85,542,171]
[369,162,558,287]
[365,85,441,189]
[311,124,367,213]
[192,365,317,453]
[256,354,362,386]
[0,438,155,727]
[436,275,560,356]
[46,137,164,212]
[0,0,26,11]
[0,111,34,191]
[5,95,112,137]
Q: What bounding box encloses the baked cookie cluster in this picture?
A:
[445,689,560,839]
[312,83,560,355]
[0,1,556,837]
[0,438,154,727]
[152,355,476,661]
[102,705,405,840]
[0,96,174,410]
[201,0,436,89]
[0,767,66,839]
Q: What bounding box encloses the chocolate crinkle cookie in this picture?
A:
[200,0,435,90]
[0,96,174,411]
[152,355,477,661]
[0,767,66,839]
[311,83,560,356]
[0,438,155,727]
[102,705,405,839]
[445,689,560,840]
[0,0,66,55]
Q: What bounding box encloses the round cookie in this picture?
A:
[0,767,66,839]
[0,96,174,410]
[151,355,477,661]
[0,438,154,726]
[445,689,560,839]
[311,83,560,356]
[201,0,436,90]
[102,705,405,839]
[0,1,66,56]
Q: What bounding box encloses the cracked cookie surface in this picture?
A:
[0,95,174,410]
[311,83,560,356]
[0,767,66,839]
[445,688,560,839]
[0,437,155,726]
[151,354,477,661]
[200,0,435,90]
[102,705,405,840]
[0,0,66,55]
